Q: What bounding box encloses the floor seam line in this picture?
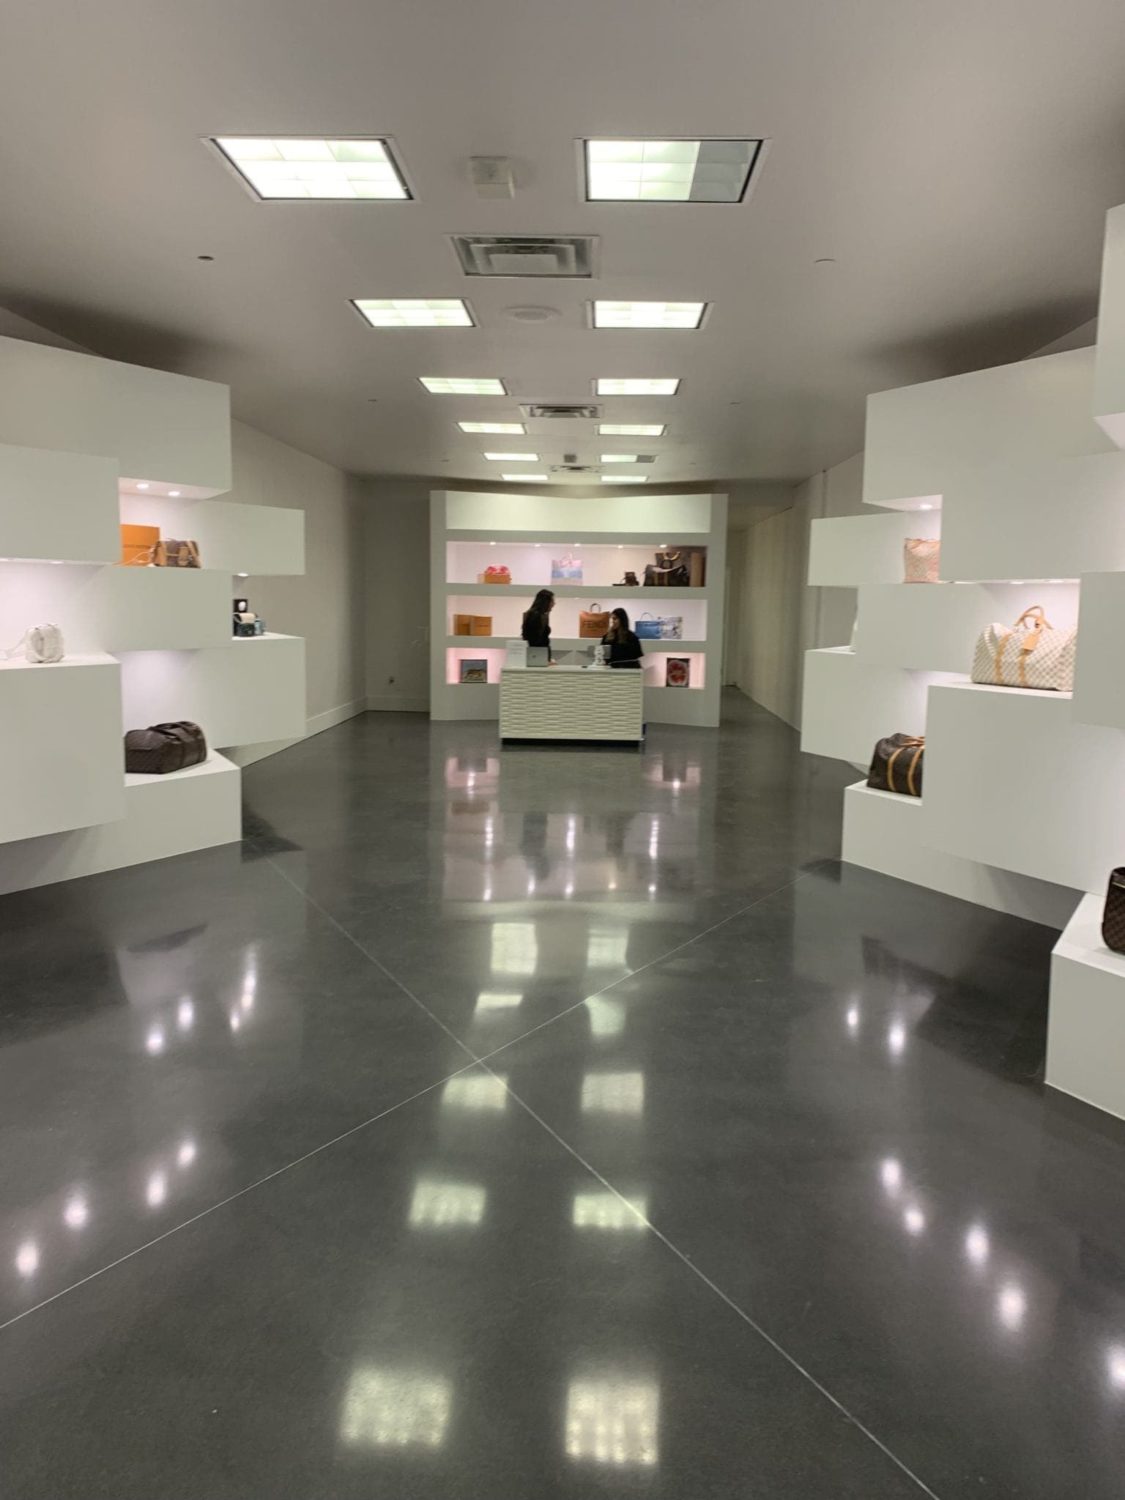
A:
[483,1067,944,1500]
[0,1063,482,1337]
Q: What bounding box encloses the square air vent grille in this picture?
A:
[522,403,602,420]
[452,235,599,278]
[550,463,599,474]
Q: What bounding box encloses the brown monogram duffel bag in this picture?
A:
[124,721,208,775]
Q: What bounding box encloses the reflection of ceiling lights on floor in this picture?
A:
[572,1191,647,1231]
[442,1073,509,1112]
[565,1376,659,1466]
[339,1367,452,1449]
[584,994,627,1038]
[474,990,523,1013]
[408,1178,487,1228]
[490,922,538,976]
[581,1071,644,1115]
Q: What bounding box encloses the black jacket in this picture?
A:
[601,629,644,667]
[521,610,552,659]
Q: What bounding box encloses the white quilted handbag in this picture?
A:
[971,606,1075,692]
[904,538,940,583]
[4,623,65,664]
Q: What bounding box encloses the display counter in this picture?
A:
[499,665,644,744]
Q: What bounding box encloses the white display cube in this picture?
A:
[863,347,1113,509]
[855,582,1080,674]
[922,682,1125,892]
[1047,893,1125,1121]
[188,500,305,576]
[119,634,306,747]
[1072,571,1125,731]
[0,654,124,846]
[800,647,946,765]
[74,566,232,652]
[0,443,120,564]
[807,511,940,588]
[0,336,230,495]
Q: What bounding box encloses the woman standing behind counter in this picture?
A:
[602,607,644,668]
[522,589,556,662]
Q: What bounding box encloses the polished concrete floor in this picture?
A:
[2,692,1124,1497]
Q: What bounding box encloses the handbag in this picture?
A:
[4,624,65,664]
[971,605,1076,692]
[1102,869,1125,955]
[453,613,493,636]
[478,565,511,584]
[124,721,208,775]
[579,603,611,639]
[615,572,639,587]
[867,733,925,797]
[120,523,160,566]
[644,550,690,587]
[904,538,940,583]
[551,555,583,581]
[154,539,201,568]
[659,616,683,640]
[634,613,663,640]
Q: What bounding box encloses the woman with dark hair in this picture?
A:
[602,606,644,669]
[521,589,556,661]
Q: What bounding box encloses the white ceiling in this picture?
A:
[2,0,1125,487]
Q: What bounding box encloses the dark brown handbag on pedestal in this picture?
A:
[1101,869,1125,954]
[867,733,925,797]
[124,721,208,774]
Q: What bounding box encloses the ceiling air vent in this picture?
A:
[451,234,599,278]
[550,463,598,475]
[522,403,602,421]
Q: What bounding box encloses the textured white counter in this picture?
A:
[499,666,643,741]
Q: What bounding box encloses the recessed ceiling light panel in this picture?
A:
[600,454,640,463]
[596,378,680,396]
[584,139,762,203]
[592,300,706,329]
[421,377,506,395]
[459,421,525,434]
[599,423,666,437]
[211,137,410,200]
[484,452,539,461]
[354,299,472,327]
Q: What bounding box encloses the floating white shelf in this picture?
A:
[0,335,231,495]
[446,529,712,547]
[939,450,1125,580]
[0,442,120,564]
[1094,203,1125,446]
[862,347,1114,509]
[446,582,706,600]
[119,634,306,748]
[800,647,950,765]
[1047,893,1125,1120]
[921,681,1125,893]
[0,653,124,846]
[0,754,241,897]
[187,499,305,576]
[75,566,233,652]
[855,582,1080,674]
[808,511,941,587]
[842,781,1078,926]
[446,635,706,652]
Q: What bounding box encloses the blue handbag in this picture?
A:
[634,613,663,639]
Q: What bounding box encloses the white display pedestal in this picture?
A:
[1047,894,1125,1121]
[499,666,644,743]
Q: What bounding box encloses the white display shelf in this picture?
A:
[0,754,241,896]
[74,566,233,652]
[446,635,706,652]
[1094,203,1125,446]
[0,442,120,565]
[862,347,1113,509]
[808,511,941,587]
[939,450,1125,581]
[842,781,1079,926]
[0,653,124,846]
[0,335,231,496]
[119,634,306,749]
[921,681,1125,893]
[1047,893,1125,1121]
[1073,571,1125,730]
[445,491,718,536]
[800,647,951,766]
[447,529,711,546]
[855,582,1080,673]
[446,582,706,600]
[187,500,305,577]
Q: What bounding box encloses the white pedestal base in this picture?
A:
[1048,893,1125,1121]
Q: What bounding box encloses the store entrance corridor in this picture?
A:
[1,693,1121,1498]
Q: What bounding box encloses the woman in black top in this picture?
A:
[522,589,556,661]
[602,607,644,668]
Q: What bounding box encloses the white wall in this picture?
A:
[360,477,431,713]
